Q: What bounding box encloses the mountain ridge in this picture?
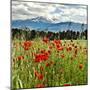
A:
[12,17,87,32]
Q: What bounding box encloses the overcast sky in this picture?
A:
[12,1,87,24]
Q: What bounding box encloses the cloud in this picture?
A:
[12,1,87,24]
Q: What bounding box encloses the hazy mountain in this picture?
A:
[12,16,87,32]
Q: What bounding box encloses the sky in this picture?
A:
[12,1,87,24]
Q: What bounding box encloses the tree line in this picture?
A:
[12,28,87,40]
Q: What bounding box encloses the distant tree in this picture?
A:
[84,29,87,40]
[39,31,46,38]
[12,27,87,40]
[30,30,36,40]
[77,31,80,39]
[81,23,84,39]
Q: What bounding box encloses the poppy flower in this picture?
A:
[46,63,51,67]
[53,39,62,45]
[48,50,51,54]
[24,46,29,50]
[61,54,65,58]
[49,46,52,49]
[69,47,72,51]
[34,50,50,63]
[35,54,48,62]
[17,56,24,60]
[64,84,71,86]
[35,50,51,62]
[36,84,45,88]
[79,64,83,70]
[57,46,63,51]
[22,41,32,50]
[34,70,44,80]
[56,44,60,48]
[37,74,44,80]
[24,41,32,47]
[66,47,72,51]
[44,52,49,56]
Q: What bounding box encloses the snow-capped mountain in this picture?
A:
[30,16,51,23]
[12,16,87,32]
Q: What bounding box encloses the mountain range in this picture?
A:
[12,16,87,32]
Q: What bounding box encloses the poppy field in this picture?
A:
[11,37,88,89]
[11,1,88,89]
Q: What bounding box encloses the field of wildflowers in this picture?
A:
[12,37,88,89]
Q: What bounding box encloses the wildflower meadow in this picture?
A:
[12,34,87,89]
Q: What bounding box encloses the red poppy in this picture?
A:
[44,52,49,56]
[17,56,24,60]
[79,64,83,70]
[46,63,51,67]
[61,54,65,58]
[37,73,44,80]
[53,40,63,51]
[24,46,29,50]
[34,51,49,63]
[22,41,32,50]
[48,50,51,54]
[66,46,72,51]
[49,46,52,49]
[64,84,71,86]
[34,54,43,62]
[53,39,62,45]
[57,46,63,51]
[36,84,45,88]
[24,41,32,47]
[34,70,44,80]
[56,44,60,48]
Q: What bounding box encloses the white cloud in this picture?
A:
[12,1,87,24]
